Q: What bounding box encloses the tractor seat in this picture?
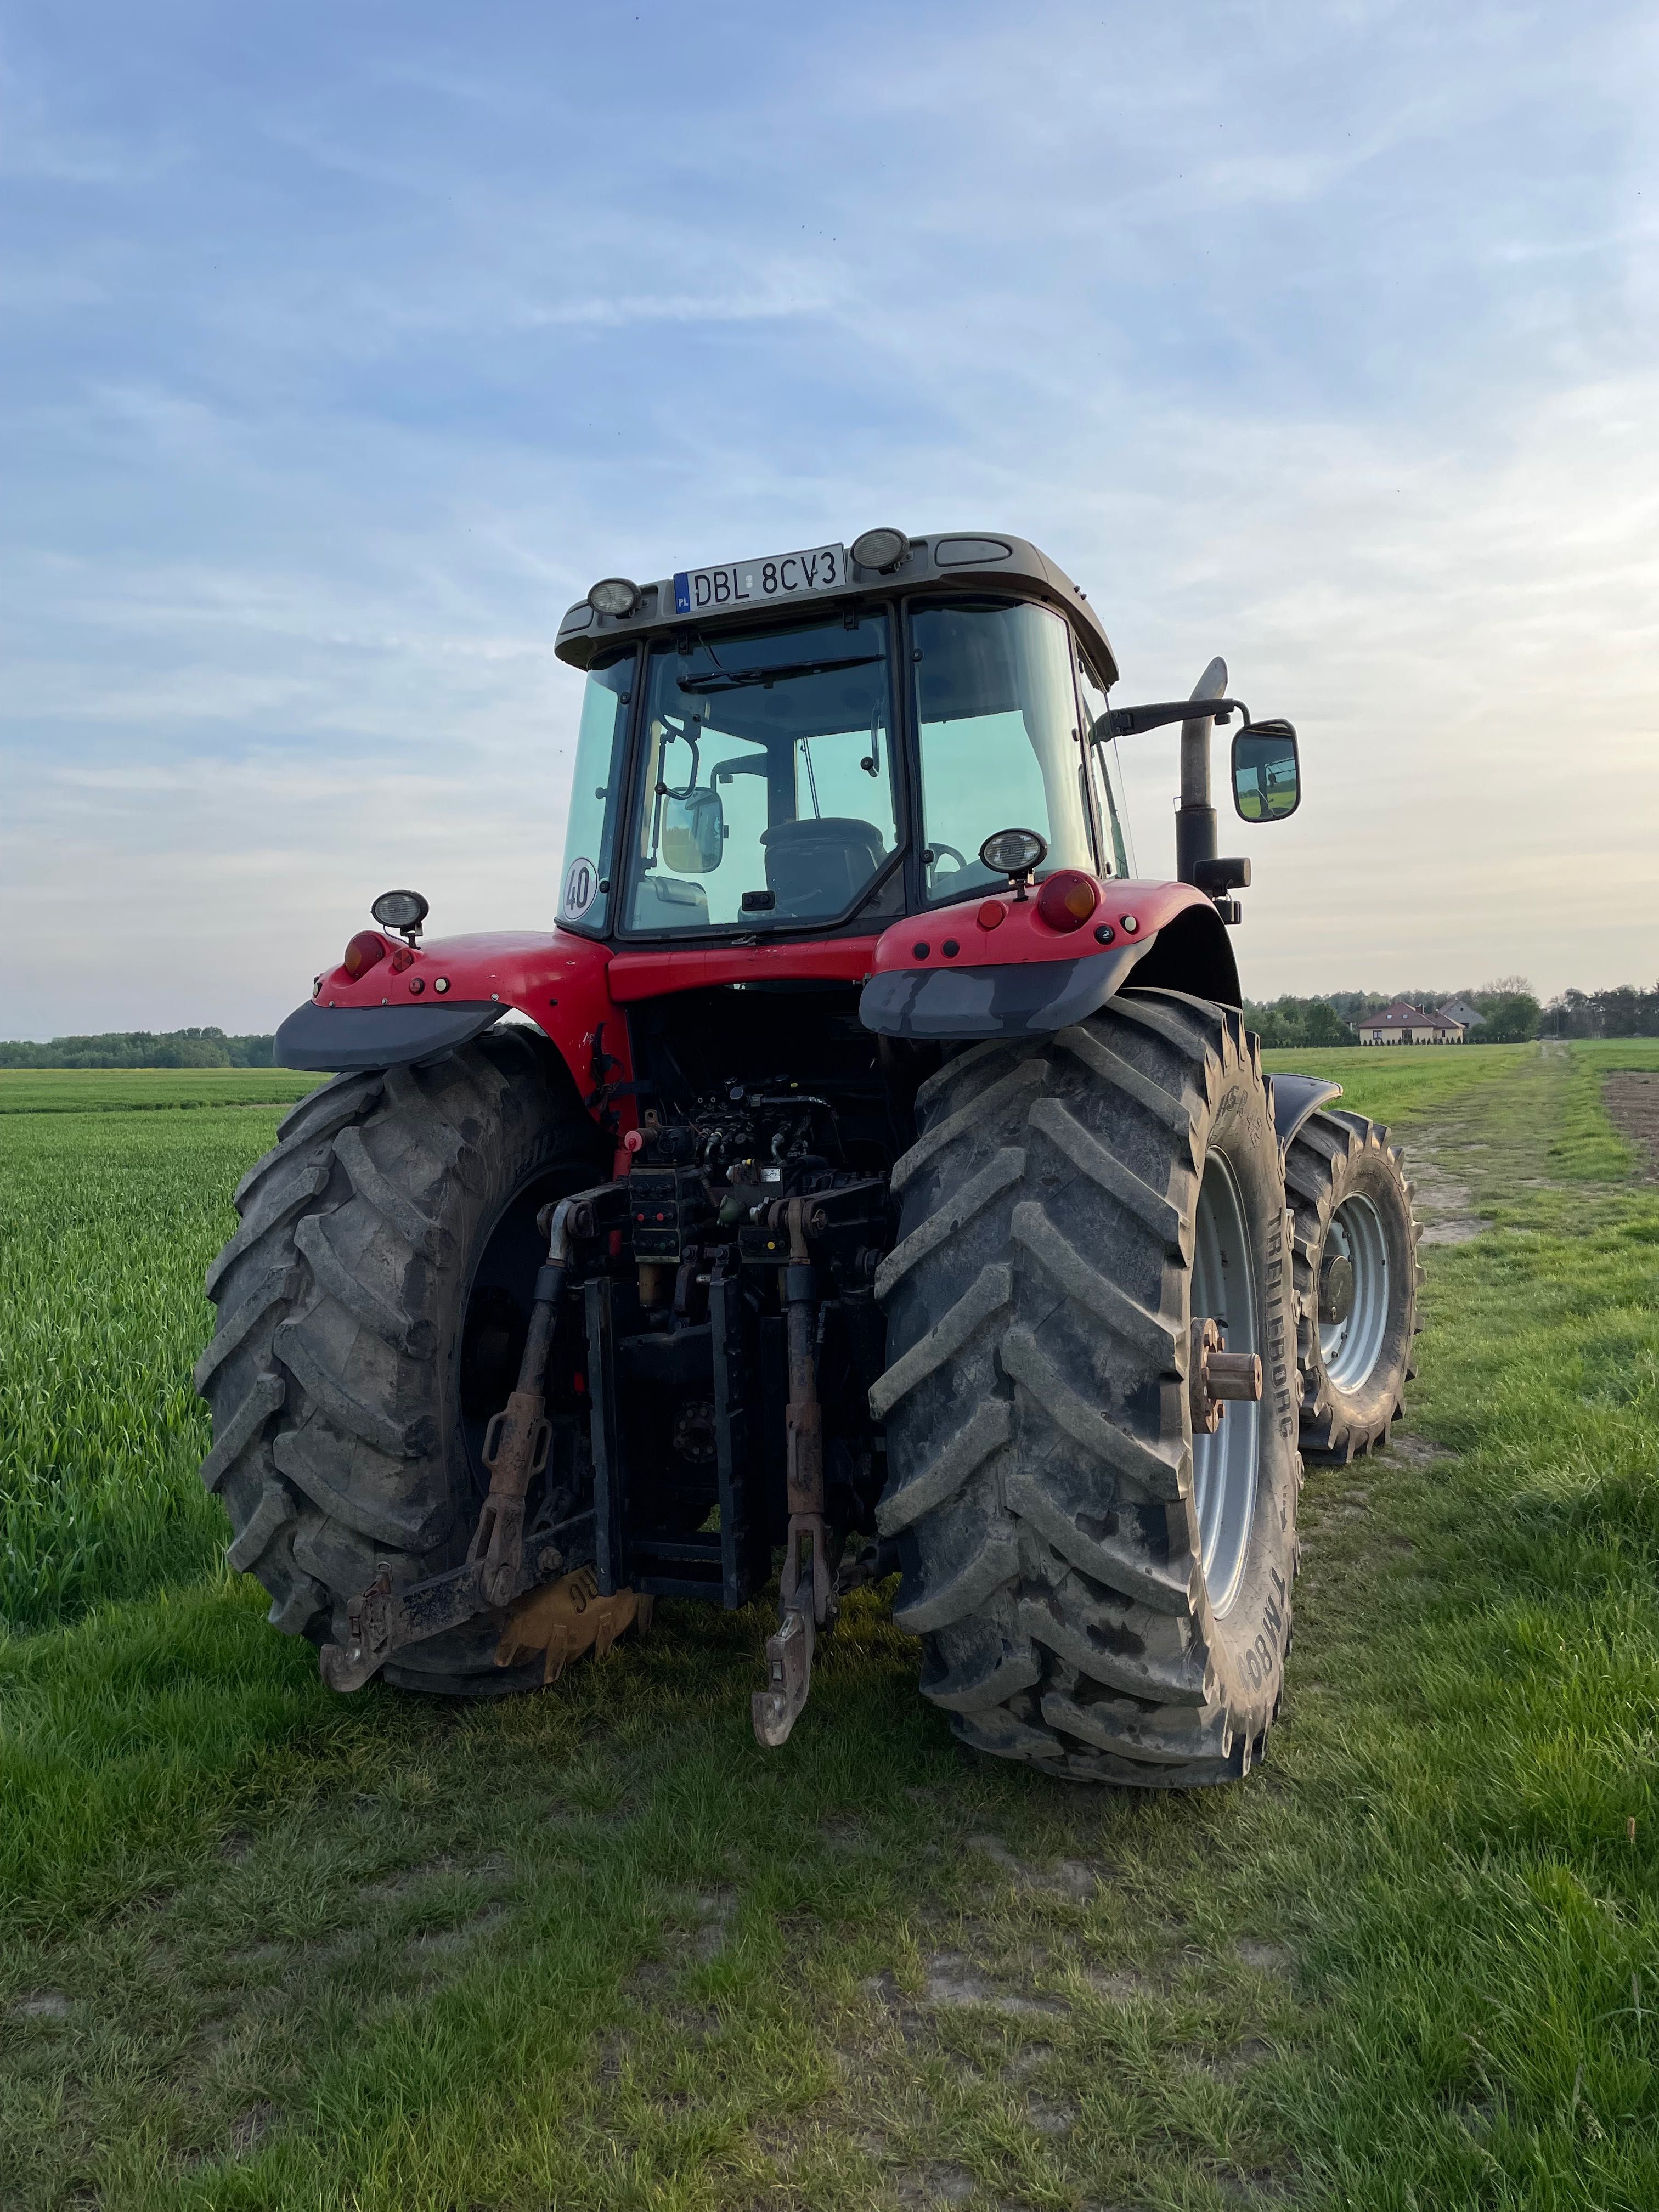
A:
[760,817,887,917]
[631,873,710,929]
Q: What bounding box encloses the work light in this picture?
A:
[370,888,429,945]
[979,827,1048,879]
[850,527,909,573]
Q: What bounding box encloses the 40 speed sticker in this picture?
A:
[561,856,599,918]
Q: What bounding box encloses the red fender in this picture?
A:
[289,928,889,1146]
[859,876,1239,1039]
[295,928,633,1136]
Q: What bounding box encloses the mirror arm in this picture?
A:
[1098,694,1251,740]
[1091,688,1299,854]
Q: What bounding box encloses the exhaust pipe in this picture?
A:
[1175,656,1228,887]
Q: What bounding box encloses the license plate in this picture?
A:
[673,541,848,617]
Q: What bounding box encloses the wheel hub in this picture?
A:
[1188,1315,1264,1435]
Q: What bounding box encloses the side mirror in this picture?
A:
[1232,720,1300,822]
[661,786,726,873]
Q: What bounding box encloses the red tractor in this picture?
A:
[199,528,1419,1786]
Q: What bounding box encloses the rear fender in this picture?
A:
[858,879,1240,1040]
[277,929,635,1135]
[1267,1074,1345,1155]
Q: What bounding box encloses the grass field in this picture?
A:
[1259,1040,1541,1145]
[2,1041,1656,2210]
[0,1068,326,1114]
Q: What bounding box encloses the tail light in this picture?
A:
[1035,870,1100,933]
[343,930,388,979]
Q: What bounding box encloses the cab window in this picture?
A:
[557,648,634,933]
[1076,650,1136,877]
[911,598,1094,905]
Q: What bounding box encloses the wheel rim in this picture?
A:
[1190,1152,1260,1618]
[1319,1194,1390,1393]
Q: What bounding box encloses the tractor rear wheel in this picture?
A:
[871,991,1300,1787]
[196,1031,606,1694]
[1285,1109,1421,1462]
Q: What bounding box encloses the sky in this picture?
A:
[3,0,1656,1038]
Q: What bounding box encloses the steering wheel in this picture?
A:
[928,842,969,872]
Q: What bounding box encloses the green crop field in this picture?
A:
[0,1068,326,1114]
[2,1042,1656,2211]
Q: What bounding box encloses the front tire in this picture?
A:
[196,1032,605,1694]
[1285,1109,1421,1463]
[871,991,1300,1788]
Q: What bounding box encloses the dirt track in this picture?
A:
[1606,1070,1659,1180]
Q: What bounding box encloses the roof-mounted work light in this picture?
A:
[587,577,642,618]
[850,527,909,573]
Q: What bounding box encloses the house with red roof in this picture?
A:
[1356,1000,1466,1046]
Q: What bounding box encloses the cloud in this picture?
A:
[1,0,1655,1036]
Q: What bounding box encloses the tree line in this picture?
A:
[1245,979,1544,1049]
[0,1026,276,1069]
[1245,979,1659,1049]
[4,982,1654,1068]
[1539,986,1659,1039]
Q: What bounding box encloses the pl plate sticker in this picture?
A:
[561,856,599,918]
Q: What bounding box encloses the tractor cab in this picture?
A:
[551,531,1136,945]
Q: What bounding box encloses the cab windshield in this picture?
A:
[622,611,897,932]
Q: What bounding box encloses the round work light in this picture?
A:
[587,577,642,617]
[850,527,910,573]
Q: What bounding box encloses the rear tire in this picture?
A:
[196,1032,605,1694]
[1285,1109,1421,1463]
[871,991,1300,1788]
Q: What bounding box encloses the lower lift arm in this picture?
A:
[752,1196,837,1747]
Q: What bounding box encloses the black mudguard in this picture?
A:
[275,998,506,1071]
[1267,1072,1345,1154]
[859,946,1147,1040]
